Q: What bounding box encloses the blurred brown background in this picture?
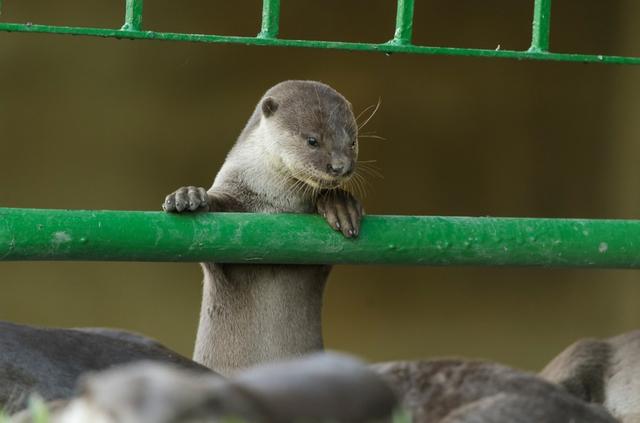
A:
[1,0,640,371]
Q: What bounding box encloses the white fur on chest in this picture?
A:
[212,120,312,213]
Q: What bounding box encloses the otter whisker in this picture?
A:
[358,171,383,182]
[355,168,373,187]
[291,172,312,199]
[287,176,305,199]
[343,179,360,199]
[355,103,377,124]
[280,167,309,200]
[352,178,367,199]
[355,172,371,197]
[357,165,384,179]
[306,182,316,200]
[358,135,386,141]
[344,172,368,199]
[357,160,382,172]
[296,178,310,197]
[357,98,381,132]
[358,130,385,139]
[357,162,382,171]
[277,170,299,199]
[293,169,318,200]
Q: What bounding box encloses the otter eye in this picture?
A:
[307,137,319,147]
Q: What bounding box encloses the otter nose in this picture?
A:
[327,162,352,176]
[327,163,344,175]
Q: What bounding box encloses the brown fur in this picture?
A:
[374,359,617,423]
[0,321,210,414]
[541,331,640,422]
[22,353,396,423]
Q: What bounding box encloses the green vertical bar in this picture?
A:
[530,0,552,52]
[122,0,144,31]
[258,0,280,39]
[391,0,414,45]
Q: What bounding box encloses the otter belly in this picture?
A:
[195,263,330,376]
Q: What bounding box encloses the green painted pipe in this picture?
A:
[258,0,280,39]
[0,23,637,65]
[1,208,640,268]
[530,0,552,52]
[122,0,144,31]
[390,0,414,45]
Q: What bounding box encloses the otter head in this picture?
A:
[258,80,358,191]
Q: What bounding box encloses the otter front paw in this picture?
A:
[316,190,363,238]
[163,186,210,212]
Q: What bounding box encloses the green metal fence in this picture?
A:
[0,0,639,65]
[2,1,640,268]
[2,209,640,268]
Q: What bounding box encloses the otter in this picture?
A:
[373,359,617,423]
[0,321,210,414]
[540,331,640,422]
[162,80,363,375]
[13,353,397,423]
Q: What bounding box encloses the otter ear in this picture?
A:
[261,97,279,118]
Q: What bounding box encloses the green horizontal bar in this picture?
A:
[258,0,280,39]
[530,0,552,52]
[2,208,640,268]
[0,23,638,65]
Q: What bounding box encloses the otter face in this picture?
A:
[260,81,358,190]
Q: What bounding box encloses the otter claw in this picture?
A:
[316,190,363,238]
[163,186,209,213]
